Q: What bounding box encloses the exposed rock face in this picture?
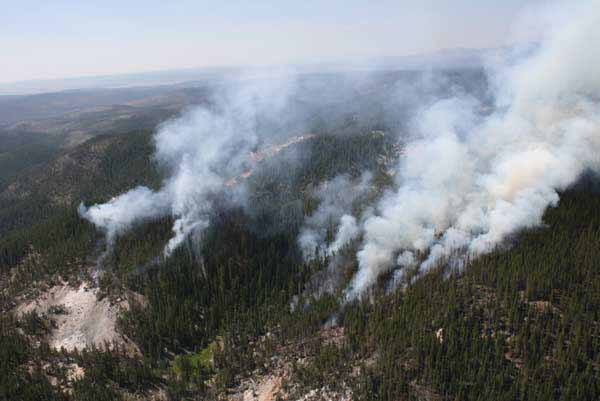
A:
[242,375,283,401]
[17,282,137,353]
[228,326,353,401]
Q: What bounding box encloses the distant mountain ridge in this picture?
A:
[0,46,501,97]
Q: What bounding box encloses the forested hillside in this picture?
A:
[0,115,599,401]
[4,0,600,397]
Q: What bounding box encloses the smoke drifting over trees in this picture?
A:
[81,1,600,301]
[348,0,600,297]
[80,73,298,256]
[298,172,372,261]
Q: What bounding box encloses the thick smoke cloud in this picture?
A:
[80,72,297,256]
[347,0,600,298]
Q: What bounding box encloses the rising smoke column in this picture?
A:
[80,74,297,256]
[347,0,600,298]
[294,172,373,303]
[298,172,373,261]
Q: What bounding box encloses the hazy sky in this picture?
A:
[1,0,545,84]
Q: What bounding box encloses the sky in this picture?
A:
[1,0,546,84]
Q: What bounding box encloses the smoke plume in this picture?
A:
[80,73,297,256]
[347,0,600,298]
[298,172,373,261]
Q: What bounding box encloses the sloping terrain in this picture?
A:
[1,69,600,401]
[16,283,135,353]
[0,83,214,196]
[0,129,160,239]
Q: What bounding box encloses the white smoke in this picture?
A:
[298,172,372,261]
[80,72,297,256]
[78,187,171,246]
[328,214,360,256]
[347,0,600,298]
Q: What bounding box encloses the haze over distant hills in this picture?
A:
[0,47,496,96]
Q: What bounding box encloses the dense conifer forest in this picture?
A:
[1,115,600,400]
